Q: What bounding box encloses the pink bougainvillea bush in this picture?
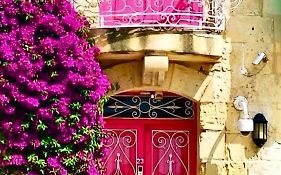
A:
[0,0,110,174]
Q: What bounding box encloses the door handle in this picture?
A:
[137,165,143,175]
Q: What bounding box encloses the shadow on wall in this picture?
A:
[103,61,210,101]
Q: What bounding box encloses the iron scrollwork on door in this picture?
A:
[152,130,189,175]
[104,92,195,119]
[103,129,137,175]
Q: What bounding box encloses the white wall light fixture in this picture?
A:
[233,96,254,136]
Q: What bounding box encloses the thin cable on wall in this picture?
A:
[240,43,268,77]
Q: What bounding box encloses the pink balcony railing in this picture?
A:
[70,0,226,31]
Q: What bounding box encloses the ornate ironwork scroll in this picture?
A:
[69,0,226,31]
[152,130,189,175]
[103,93,195,119]
[103,129,137,175]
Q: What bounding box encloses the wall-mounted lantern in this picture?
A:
[252,113,268,147]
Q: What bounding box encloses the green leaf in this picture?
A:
[50,96,59,103]
[69,102,82,111]
[45,59,54,67]
[55,117,65,126]
[0,60,8,67]
[36,159,47,168]
[98,96,109,113]
[58,148,71,154]
[49,169,59,174]
[81,89,90,99]
[23,44,33,52]
[63,156,78,168]
[3,155,11,161]
[13,0,21,3]
[24,14,34,21]
[72,133,83,141]
[27,153,38,163]
[21,122,30,130]
[111,82,120,91]
[0,133,7,144]
[43,151,48,158]
[69,113,80,123]
[87,38,95,46]
[37,120,48,131]
[80,127,90,135]
[50,71,58,78]
[32,54,39,60]
[39,169,44,174]
[51,107,59,115]
[26,112,35,121]
[41,136,61,149]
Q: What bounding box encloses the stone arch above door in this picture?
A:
[104,61,208,101]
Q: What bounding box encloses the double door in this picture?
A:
[103,119,197,175]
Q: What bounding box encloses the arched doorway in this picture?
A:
[103,91,199,175]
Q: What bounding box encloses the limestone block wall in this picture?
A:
[224,0,281,175]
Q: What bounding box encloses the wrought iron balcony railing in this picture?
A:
[70,0,226,31]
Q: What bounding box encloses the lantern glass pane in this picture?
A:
[259,123,264,139]
[254,123,259,139]
[264,124,267,139]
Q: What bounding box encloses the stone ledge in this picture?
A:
[91,29,225,56]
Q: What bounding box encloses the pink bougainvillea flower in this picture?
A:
[0,0,110,174]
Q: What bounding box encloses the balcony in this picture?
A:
[70,0,226,31]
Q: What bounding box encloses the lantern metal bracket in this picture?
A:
[233,96,253,134]
[233,96,248,111]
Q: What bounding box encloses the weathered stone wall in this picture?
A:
[223,0,281,175]
[73,0,281,174]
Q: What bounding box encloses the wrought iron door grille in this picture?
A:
[103,92,195,119]
[103,129,137,175]
[152,130,189,175]
[69,0,226,31]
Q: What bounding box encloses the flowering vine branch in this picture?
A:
[0,0,110,174]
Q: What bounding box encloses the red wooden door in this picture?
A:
[103,119,198,175]
[102,91,199,175]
